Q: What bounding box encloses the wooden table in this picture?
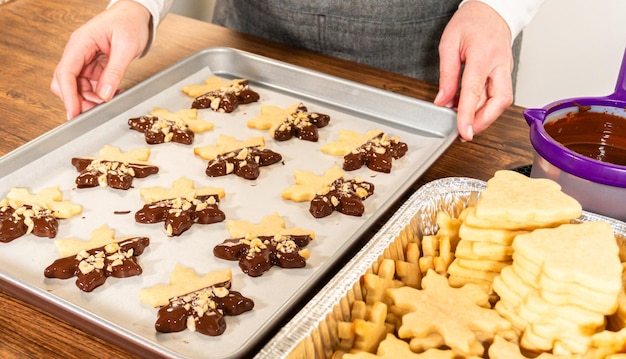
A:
[0,0,534,357]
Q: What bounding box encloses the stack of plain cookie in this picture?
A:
[447,170,582,296]
[493,221,622,355]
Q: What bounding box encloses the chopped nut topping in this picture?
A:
[104,242,120,254]
[299,248,311,260]
[78,261,95,275]
[213,287,229,298]
[356,187,369,198]
[186,316,197,331]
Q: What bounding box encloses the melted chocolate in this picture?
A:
[72,158,159,190]
[128,115,194,145]
[135,195,226,236]
[44,236,150,292]
[0,205,58,243]
[271,104,330,142]
[155,284,254,336]
[309,177,375,218]
[214,234,312,277]
[191,79,260,113]
[343,133,408,173]
[544,109,626,166]
[205,146,282,180]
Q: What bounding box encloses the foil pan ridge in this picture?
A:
[254,177,486,358]
[255,176,626,359]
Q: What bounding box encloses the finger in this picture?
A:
[456,58,492,141]
[472,66,513,134]
[96,39,140,102]
[53,64,82,120]
[436,42,462,108]
[53,33,97,119]
[79,97,100,114]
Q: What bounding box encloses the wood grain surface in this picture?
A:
[0,0,534,357]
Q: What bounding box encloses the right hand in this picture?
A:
[50,1,152,120]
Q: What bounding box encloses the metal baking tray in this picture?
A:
[255,177,626,358]
[0,47,457,358]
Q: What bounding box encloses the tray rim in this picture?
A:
[0,47,459,359]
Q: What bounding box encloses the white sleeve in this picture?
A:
[459,0,546,41]
[107,0,175,56]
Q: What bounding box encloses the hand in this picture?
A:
[50,1,152,120]
[435,1,514,141]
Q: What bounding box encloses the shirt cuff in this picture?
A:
[107,0,174,56]
[459,0,546,41]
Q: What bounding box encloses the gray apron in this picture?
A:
[213,0,521,88]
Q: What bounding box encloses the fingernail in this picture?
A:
[467,125,474,141]
[434,89,443,104]
[66,112,72,121]
[99,84,113,101]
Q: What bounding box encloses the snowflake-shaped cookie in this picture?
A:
[387,270,512,357]
[182,77,260,113]
[0,187,82,242]
[342,333,456,359]
[71,145,159,190]
[194,135,282,180]
[247,102,330,142]
[139,264,254,336]
[44,225,150,292]
[213,213,315,277]
[135,177,226,236]
[128,108,212,145]
[282,166,375,218]
[321,129,408,173]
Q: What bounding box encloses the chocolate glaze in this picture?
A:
[271,104,330,142]
[205,146,282,180]
[191,79,260,113]
[544,109,626,166]
[44,236,150,292]
[192,91,239,113]
[128,115,194,145]
[71,158,159,190]
[135,195,226,236]
[0,205,58,243]
[343,133,408,173]
[309,177,375,218]
[214,234,312,277]
[155,284,254,336]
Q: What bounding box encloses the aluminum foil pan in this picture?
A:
[254,177,626,358]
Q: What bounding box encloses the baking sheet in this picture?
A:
[254,177,626,358]
[0,47,457,358]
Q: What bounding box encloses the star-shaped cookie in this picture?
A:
[135,177,226,236]
[282,166,375,218]
[182,77,260,113]
[247,102,330,141]
[387,270,511,357]
[44,225,150,292]
[213,213,315,277]
[194,135,282,180]
[321,129,408,173]
[139,264,254,336]
[0,187,82,242]
[71,145,159,190]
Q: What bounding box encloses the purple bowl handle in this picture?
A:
[610,46,626,101]
[524,108,546,127]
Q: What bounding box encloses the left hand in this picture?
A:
[435,0,515,141]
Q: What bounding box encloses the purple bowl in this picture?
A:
[523,47,626,220]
